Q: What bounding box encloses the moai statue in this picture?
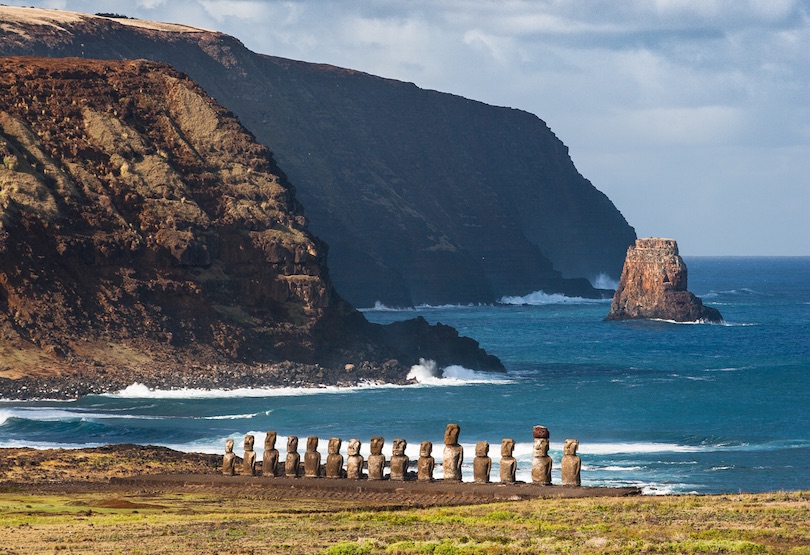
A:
[243,434,257,476]
[222,438,236,476]
[499,438,517,483]
[325,437,344,478]
[473,441,491,483]
[561,439,582,486]
[532,439,553,485]
[417,441,435,482]
[346,438,364,479]
[304,436,321,478]
[531,425,552,485]
[285,435,301,477]
[263,431,279,477]
[367,436,386,480]
[389,439,409,481]
[443,423,463,482]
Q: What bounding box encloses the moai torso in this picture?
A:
[243,434,257,476]
[561,439,581,486]
[417,441,435,482]
[499,438,517,483]
[531,438,553,485]
[473,441,491,483]
[285,436,301,477]
[222,438,236,476]
[443,423,463,482]
[304,436,321,478]
[263,431,279,477]
[325,437,344,479]
[346,439,364,479]
[367,436,386,480]
[389,439,409,481]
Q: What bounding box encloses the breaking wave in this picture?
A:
[406,359,513,386]
[590,272,619,290]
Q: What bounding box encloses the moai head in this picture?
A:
[475,441,489,457]
[370,436,384,455]
[287,435,299,453]
[534,438,549,457]
[564,439,579,456]
[225,438,234,453]
[348,438,361,456]
[244,434,255,451]
[392,439,407,456]
[444,423,460,445]
[328,437,341,455]
[306,436,318,452]
[420,441,433,457]
[501,438,515,457]
[265,431,277,450]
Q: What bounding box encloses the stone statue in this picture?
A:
[368,436,386,480]
[285,435,300,477]
[263,431,279,477]
[499,438,517,483]
[531,438,552,485]
[561,439,581,486]
[325,437,344,478]
[417,441,435,482]
[473,441,491,483]
[443,423,463,482]
[346,438,364,479]
[243,434,257,476]
[304,435,321,478]
[222,438,236,476]
[389,438,409,481]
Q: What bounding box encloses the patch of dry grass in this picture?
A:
[0,490,807,554]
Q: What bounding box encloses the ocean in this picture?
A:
[1,257,808,494]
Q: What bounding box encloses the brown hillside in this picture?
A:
[0,56,502,398]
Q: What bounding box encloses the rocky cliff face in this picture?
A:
[0,56,502,398]
[605,238,722,323]
[0,6,636,307]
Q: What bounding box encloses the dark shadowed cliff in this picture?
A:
[0,7,636,307]
[0,56,502,398]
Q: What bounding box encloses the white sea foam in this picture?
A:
[590,272,619,290]
[499,291,610,305]
[407,359,513,386]
[200,413,262,420]
[106,381,398,400]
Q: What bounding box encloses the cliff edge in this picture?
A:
[0,56,502,399]
[605,238,723,323]
[0,6,635,306]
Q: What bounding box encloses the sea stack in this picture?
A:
[605,238,722,323]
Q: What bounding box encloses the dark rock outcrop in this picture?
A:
[0,56,502,398]
[0,6,635,307]
[605,238,722,323]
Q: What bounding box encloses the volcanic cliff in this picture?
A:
[0,6,636,307]
[0,56,502,399]
[605,238,723,323]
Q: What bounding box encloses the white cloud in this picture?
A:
[2,0,808,254]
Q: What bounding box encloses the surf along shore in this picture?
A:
[0,445,807,553]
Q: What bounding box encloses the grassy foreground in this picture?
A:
[0,489,807,554]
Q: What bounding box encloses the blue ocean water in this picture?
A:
[1,257,808,494]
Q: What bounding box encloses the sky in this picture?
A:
[7,0,810,255]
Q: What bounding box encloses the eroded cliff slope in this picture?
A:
[0,56,501,398]
[0,6,636,307]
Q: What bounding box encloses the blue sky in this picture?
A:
[7,0,810,255]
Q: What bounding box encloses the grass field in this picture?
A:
[1,489,807,554]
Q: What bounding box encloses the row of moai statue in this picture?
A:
[223,423,581,486]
